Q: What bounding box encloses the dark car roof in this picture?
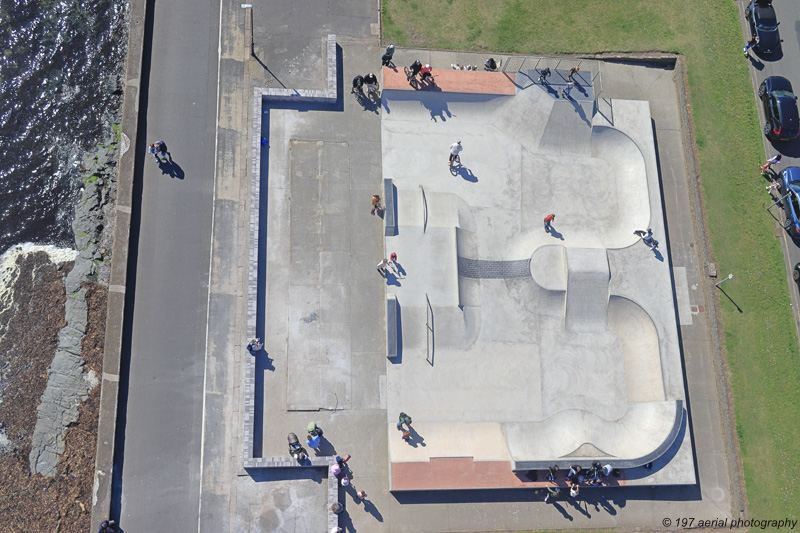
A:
[775,95,800,135]
[767,76,793,92]
[754,3,777,23]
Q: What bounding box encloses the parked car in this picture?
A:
[780,167,800,237]
[793,262,800,282]
[745,1,780,54]
[759,76,799,141]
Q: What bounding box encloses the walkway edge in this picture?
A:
[90,0,147,529]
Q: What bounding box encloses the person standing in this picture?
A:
[396,412,412,430]
[544,486,560,503]
[352,74,364,94]
[377,258,389,276]
[561,81,574,98]
[744,36,759,56]
[538,67,551,84]
[154,140,168,160]
[148,143,161,163]
[761,153,782,171]
[355,490,368,501]
[567,66,579,82]
[569,483,580,498]
[382,44,395,66]
[544,213,555,232]
[449,140,462,166]
[371,194,382,214]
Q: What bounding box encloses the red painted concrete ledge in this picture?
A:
[391,457,626,491]
[382,66,517,95]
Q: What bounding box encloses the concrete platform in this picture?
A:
[381,71,693,490]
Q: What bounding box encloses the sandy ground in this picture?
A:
[0,251,106,532]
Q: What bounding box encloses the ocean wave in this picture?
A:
[0,243,78,324]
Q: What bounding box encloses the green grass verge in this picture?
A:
[383,0,800,523]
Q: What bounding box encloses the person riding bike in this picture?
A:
[405,59,422,81]
[352,74,364,94]
[364,72,378,94]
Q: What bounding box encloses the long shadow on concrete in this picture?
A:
[110,0,156,521]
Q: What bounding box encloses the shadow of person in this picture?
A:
[547,227,565,241]
[253,348,274,372]
[315,435,337,456]
[394,262,406,277]
[569,98,591,127]
[158,159,185,180]
[456,166,478,182]
[362,499,384,522]
[567,498,591,518]
[385,271,401,287]
[550,500,573,520]
[748,54,764,70]
[404,426,426,448]
[653,247,664,262]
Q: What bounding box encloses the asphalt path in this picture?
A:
[743,0,800,333]
[115,0,221,530]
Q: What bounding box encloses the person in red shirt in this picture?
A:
[544,213,555,232]
[420,64,432,82]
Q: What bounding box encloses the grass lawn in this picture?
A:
[383,0,800,523]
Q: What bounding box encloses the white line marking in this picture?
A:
[197,0,225,530]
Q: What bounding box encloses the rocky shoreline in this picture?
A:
[0,128,119,530]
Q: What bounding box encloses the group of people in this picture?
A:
[351,72,379,96]
[543,463,617,502]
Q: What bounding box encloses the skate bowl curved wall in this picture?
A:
[504,400,684,469]
[608,295,665,403]
[587,126,651,250]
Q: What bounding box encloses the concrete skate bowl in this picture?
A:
[607,295,665,403]
[588,126,650,249]
[503,399,684,469]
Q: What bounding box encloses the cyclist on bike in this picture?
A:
[364,72,378,90]
[406,59,422,81]
[352,74,364,94]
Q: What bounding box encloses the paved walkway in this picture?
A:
[115,0,222,530]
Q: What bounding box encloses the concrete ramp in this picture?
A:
[565,248,609,332]
[537,101,593,156]
[503,400,684,468]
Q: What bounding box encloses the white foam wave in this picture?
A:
[0,243,78,321]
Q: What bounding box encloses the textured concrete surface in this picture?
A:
[380,80,691,481]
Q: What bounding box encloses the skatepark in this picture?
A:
[378,66,693,490]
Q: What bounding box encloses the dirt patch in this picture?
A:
[0,251,107,532]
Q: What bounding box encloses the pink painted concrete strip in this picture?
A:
[382,66,517,95]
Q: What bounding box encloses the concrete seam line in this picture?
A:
[116,205,132,214]
[102,373,120,382]
[108,285,126,293]
[196,0,226,530]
